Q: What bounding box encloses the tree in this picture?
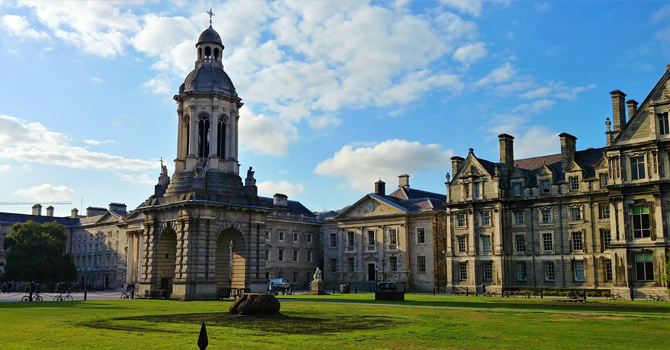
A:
[2,220,77,283]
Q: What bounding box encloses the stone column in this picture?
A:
[176,109,184,158]
[126,234,134,284]
[188,105,197,156]
[209,105,219,157]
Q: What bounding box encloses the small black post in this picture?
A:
[466,287,469,297]
[583,290,587,302]
[433,287,436,295]
[84,290,87,301]
[540,287,543,299]
[198,323,208,350]
[355,285,357,294]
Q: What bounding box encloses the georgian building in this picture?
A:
[445,66,670,298]
[322,175,447,292]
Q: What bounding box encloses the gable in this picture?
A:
[453,155,493,183]
[335,195,406,220]
[564,160,584,174]
[536,165,554,178]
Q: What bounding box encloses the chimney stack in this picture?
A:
[32,204,42,216]
[559,133,577,173]
[71,208,79,218]
[398,174,410,188]
[498,134,515,166]
[375,179,386,196]
[109,203,127,214]
[46,206,54,217]
[273,193,288,208]
[451,156,465,177]
[626,99,638,119]
[610,90,627,132]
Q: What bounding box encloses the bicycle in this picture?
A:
[646,294,667,301]
[608,292,624,300]
[121,291,136,299]
[21,293,42,302]
[53,293,74,301]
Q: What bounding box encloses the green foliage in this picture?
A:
[2,220,77,283]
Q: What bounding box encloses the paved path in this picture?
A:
[279,299,670,319]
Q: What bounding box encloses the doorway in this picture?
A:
[368,263,376,281]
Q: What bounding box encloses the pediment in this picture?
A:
[453,156,492,182]
[511,168,528,180]
[335,195,406,220]
[594,154,608,169]
[536,164,554,178]
[564,160,584,174]
[96,212,120,224]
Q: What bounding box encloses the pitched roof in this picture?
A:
[0,212,80,227]
[258,197,315,216]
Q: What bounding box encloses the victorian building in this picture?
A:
[445,66,670,298]
[322,175,447,292]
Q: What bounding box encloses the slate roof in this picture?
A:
[377,187,446,213]
[511,148,604,185]
[0,212,80,227]
[197,26,222,45]
[180,65,237,96]
[258,197,315,216]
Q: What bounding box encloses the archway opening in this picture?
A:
[198,116,210,157]
[213,48,219,60]
[156,228,177,295]
[217,118,226,158]
[215,228,246,290]
[205,46,211,58]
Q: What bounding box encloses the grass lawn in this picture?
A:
[1,294,670,349]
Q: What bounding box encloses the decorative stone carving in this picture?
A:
[606,118,611,132]
[245,166,256,186]
[313,267,323,282]
[158,158,170,186]
[228,293,280,316]
[193,159,206,178]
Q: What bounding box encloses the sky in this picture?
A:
[1,0,669,216]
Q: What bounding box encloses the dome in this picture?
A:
[179,65,237,97]
[197,26,222,45]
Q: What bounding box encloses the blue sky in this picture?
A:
[0,0,669,216]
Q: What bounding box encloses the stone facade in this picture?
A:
[445,66,670,298]
[322,175,447,292]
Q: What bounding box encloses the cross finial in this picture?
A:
[160,157,164,168]
[207,8,215,27]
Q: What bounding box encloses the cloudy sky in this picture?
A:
[0,0,669,216]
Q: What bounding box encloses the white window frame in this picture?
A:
[570,176,579,191]
[542,232,553,253]
[347,257,355,272]
[541,208,552,224]
[482,235,491,254]
[599,204,610,220]
[600,173,608,188]
[416,228,426,244]
[541,179,551,194]
[602,229,611,250]
[483,261,493,280]
[572,231,583,251]
[293,231,299,242]
[347,231,355,247]
[457,235,467,253]
[570,206,582,222]
[474,182,480,199]
[605,260,613,281]
[278,230,285,242]
[390,256,398,272]
[457,214,466,227]
[278,249,284,262]
[513,182,523,197]
[659,112,669,135]
[389,229,398,246]
[515,234,525,254]
[459,262,468,281]
[293,249,299,262]
[367,230,376,246]
[514,211,524,225]
[481,211,490,226]
[574,260,585,281]
[545,261,556,281]
[330,258,338,273]
[630,155,646,180]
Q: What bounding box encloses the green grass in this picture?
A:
[1,295,670,349]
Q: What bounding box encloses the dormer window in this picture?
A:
[513,183,522,197]
[569,176,579,191]
[464,184,470,199]
[600,173,608,188]
[631,156,646,180]
[541,180,550,194]
[474,183,480,199]
[659,113,669,135]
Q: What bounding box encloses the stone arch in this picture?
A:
[205,46,211,58]
[215,228,246,290]
[217,114,227,158]
[213,47,219,60]
[156,228,177,294]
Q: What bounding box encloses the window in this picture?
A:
[474,183,480,199]
[348,257,355,272]
[329,233,337,248]
[483,261,493,280]
[418,256,426,273]
[307,250,313,262]
[330,259,337,273]
[633,205,651,238]
[390,257,398,272]
[293,250,299,262]
[636,253,654,281]
[293,232,299,242]
[465,184,470,199]
[602,229,611,250]
[517,262,527,281]
[457,214,466,227]
[541,180,550,194]
[459,262,468,280]
[572,231,583,251]
[293,272,299,284]
[514,211,524,225]
[457,236,466,253]
[514,183,522,197]
[570,207,581,221]
[278,249,284,262]
[482,235,490,253]
[417,228,426,244]
[367,231,375,246]
[542,233,553,252]
[541,209,552,224]
[389,229,398,245]
[659,113,669,135]
[631,156,646,180]
[307,233,313,243]
[600,173,609,188]
[481,211,490,226]
[605,260,613,281]
[570,176,579,191]
[545,262,556,281]
[515,235,525,254]
[347,231,355,247]
[279,231,285,241]
[574,261,585,281]
[599,204,610,220]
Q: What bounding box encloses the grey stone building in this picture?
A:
[322,175,447,292]
[445,66,670,298]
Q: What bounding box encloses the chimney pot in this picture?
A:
[610,90,627,132]
[46,206,54,217]
[559,132,577,173]
[451,156,465,177]
[375,179,386,196]
[71,208,79,218]
[498,133,515,166]
[273,193,288,208]
[398,174,410,188]
[626,99,638,119]
[32,204,42,216]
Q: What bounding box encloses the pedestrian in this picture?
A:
[481,282,486,294]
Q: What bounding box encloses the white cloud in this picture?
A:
[0,164,10,172]
[119,173,155,185]
[453,42,487,64]
[512,99,556,114]
[514,127,560,159]
[83,139,114,146]
[474,62,517,87]
[238,107,298,156]
[14,184,75,200]
[652,4,670,23]
[257,180,305,198]
[314,140,453,191]
[518,82,596,100]
[553,84,597,100]
[0,15,51,40]
[439,0,482,17]
[91,77,102,82]
[0,115,155,171]
[308,116,342,130]
[142,74,172,94]
[534,3,550,13]
[519,87,551,99]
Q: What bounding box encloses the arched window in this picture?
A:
[213,48,219,60]
[205,46,211,58]
[217,118,226,158]
[198,116,210,157]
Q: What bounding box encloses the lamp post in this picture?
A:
[627,263,634,301]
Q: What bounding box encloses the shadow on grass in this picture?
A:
[89,312,400,335]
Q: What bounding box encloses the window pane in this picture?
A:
[645,262,654,280]
[636,263,645,280]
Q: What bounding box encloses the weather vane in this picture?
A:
[207,8,215,27]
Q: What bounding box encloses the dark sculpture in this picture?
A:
[229,293,280,316]
[378,281,398,292]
